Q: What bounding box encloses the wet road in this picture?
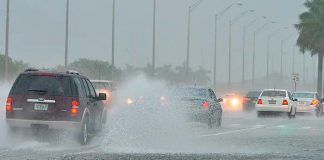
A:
[1,109,324,160]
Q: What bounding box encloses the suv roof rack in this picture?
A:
[66,70,80,75]
[24,68,39,72]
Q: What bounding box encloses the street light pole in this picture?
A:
[252,21,275,88]
[242,16,265,87]
[228,10,253,89]
[266,27,287,87]
[152,0,156,76]
[64,0,70,68]
[213,14,218,89]
[4,0,10,81]
[186,0,203,81]
[213,2,242,90]
[280,34,294,87]
[111,0,116,81]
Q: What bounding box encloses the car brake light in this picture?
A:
[310,99,318,105]
[257,99,263,104]
[282,99,289,105]
[6,97,12,111]
[71,100,79,114]
[202,101,209,109]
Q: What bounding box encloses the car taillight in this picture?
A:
[202,101,209,109]
[257,99,263,104]
[310,99,318,105]
[6,97,12,111]
[243,97,250,102]
[282,99,289,105]
[71,100,79,114]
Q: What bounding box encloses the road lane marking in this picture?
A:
[199,126,266,138]
[229,124,240,126]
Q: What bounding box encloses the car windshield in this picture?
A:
[261,91,286,98]
[293,93,314,99]
[11,74,72,96]
[174,88,206,98]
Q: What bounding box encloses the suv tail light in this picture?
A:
[71,100,79,114]
[202,101,209,109]
[282,99,289,105]
[310,99,318,106]
[257,99,263,104]
[6,97,12,111]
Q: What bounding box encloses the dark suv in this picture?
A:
[5,69,107,145]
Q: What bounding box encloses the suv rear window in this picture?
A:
[261,91,286,98]
[11,74,72,96]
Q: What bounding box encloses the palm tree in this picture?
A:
[295,0,324,95]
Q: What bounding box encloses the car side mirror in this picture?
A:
[98,93,107,101]
[293,98,298,102]
[217,98,223,102]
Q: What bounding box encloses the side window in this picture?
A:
[86,80,97,98]
[208,89,216,100]
[288,92,292,100]
[81,79,91,97]
[74,78,85,97]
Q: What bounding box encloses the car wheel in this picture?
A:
[288,109,294,119]
[215,116,222,127]
[79,116,89,145]
[316,106,323,118]
[207,118,213,128]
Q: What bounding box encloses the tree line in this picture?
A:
[0,55,210,86]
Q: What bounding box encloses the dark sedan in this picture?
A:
[242,91,261,112]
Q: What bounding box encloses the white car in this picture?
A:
[293,91,323,117]
[255,89,297,118]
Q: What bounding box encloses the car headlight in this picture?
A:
[127,98,134,105]
[231,98,240,106]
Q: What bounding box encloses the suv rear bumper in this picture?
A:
[6,118,82,130]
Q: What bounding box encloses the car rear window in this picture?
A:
[11,74,72,96]
[261,91,286,98]
[246,91,261,98]
[174,88,207,98]
[293,93,314,99]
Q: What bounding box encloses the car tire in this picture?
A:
[288,109,295,119]
[215,116,222,127]
[316,106,323,118]
[207,118,213,128]
[79,116,89,145]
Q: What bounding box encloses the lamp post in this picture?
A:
[4,0,10,81]
[152,0,156,76]
[242,16,266,86]
[280,34,294,87]
[111,0,116,81]
[228,10,254,88]
[64,0,70,68]
[186,0,204,81]
[266,27,288,87]
[252,21,276,88]
[213,2,242,89]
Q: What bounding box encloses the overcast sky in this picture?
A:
[0,0,316,83]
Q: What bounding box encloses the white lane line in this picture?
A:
[301,126,312,129]
[229,124,240,126]
[199,126,266,138]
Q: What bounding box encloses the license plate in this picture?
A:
[298,102,307,105]
[34,103,48,111]
[268,100,276,104]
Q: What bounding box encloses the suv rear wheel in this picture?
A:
[79,116,89,145]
